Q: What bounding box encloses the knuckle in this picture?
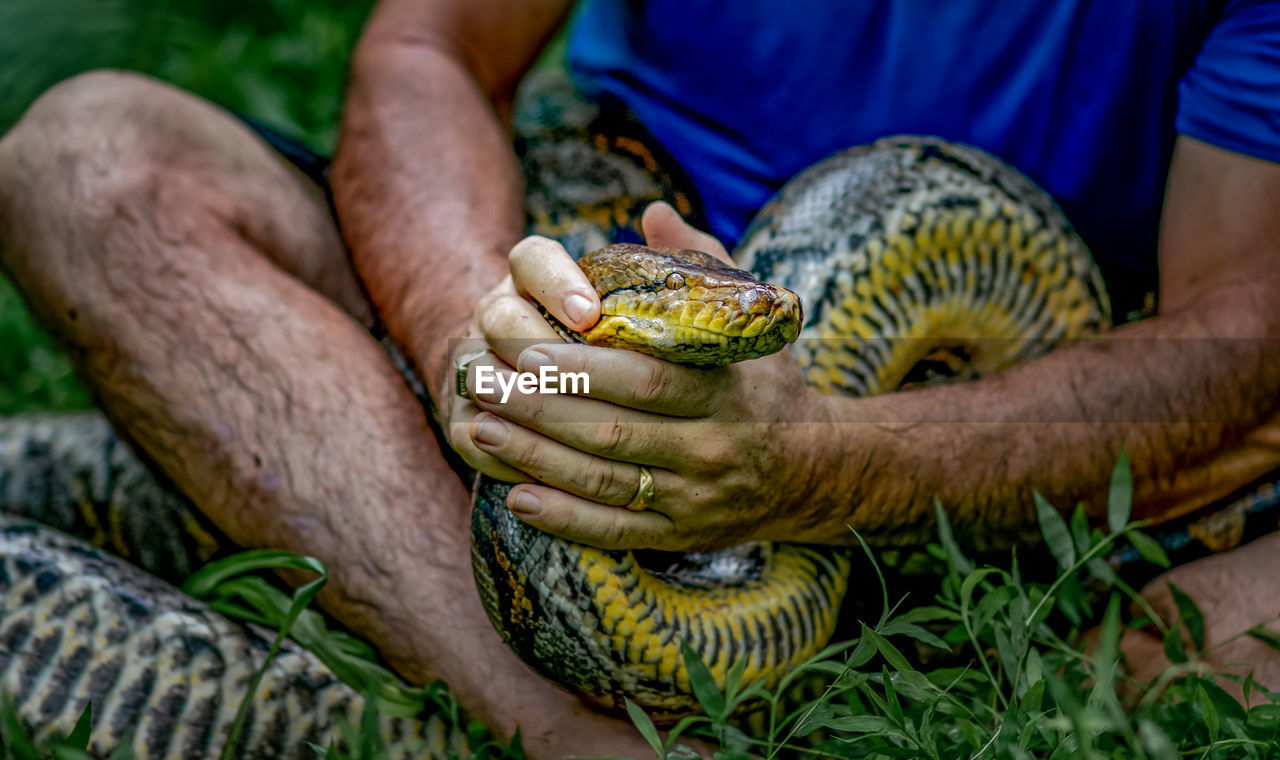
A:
[585,462,629,503]
[477,299,508,338]
[516,433,547,472]
[599,515,630,548]
[631,362,671,406]
[595,420,628,456]
[694,440,736,475]
[525,400,547,429]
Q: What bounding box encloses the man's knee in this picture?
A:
[0,71,211,265]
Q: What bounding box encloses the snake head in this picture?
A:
[575,244,803,366]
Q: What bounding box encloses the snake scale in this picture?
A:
[0,76,1114,755]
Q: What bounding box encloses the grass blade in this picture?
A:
[1167,582,1206,651]
[625,700,664,759]
[1033,492,1075,569]
[1107,449,1132,533]
[680,641,725,720]
[1128,530,1171,569]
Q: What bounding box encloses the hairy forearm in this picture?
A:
[806,278,1280,548]
[332,38,524,391]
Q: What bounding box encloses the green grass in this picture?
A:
[4,455,1280,758]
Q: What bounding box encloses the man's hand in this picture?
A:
[464,203,833,550]
[438,236,601,480]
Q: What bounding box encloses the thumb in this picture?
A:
[640,202,732,264]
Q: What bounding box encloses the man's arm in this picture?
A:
[331,0,570,392]
[455,138,1280,552]
[809,136,1280,545]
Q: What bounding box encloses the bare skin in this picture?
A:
[468,140,1280,555]
[0,71,654,758]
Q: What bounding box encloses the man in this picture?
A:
[1,0,1279,755]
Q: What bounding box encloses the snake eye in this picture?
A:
[664,272,686,290]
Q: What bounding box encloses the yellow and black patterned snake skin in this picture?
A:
[0,76,1121,755]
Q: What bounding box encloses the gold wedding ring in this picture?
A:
[454,350,490,400]
[624,466,656,512]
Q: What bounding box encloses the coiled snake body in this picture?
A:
[0,132,1108,754]
[470,137,1108,720]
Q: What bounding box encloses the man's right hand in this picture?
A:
[438,236,602,481]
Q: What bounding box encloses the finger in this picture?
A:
[471,412,646,506]
[641,202,731,263]
[470,371,677,467]
[507,484,676,550]
[446,408,532,483]
[477,284,563,366]
[509,235,601,332]
[516,343,724,416]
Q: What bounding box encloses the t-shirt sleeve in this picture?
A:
[1177,0,1280,163]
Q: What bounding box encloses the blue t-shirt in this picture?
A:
[567,0,1280,317]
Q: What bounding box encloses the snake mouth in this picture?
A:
[584,298,801,365]
[572,244,805,365]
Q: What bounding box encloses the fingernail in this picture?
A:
[518,347,553,373]
[473,415,508,447]
[510,489,541,515]
[563,294,593,326]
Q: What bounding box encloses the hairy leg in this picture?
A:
[0,70,652,756]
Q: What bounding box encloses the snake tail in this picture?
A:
[0,513,466,759]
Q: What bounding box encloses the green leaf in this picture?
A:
[1128,530,1171,569]
[723,655,747,700]
[182,548,327,598]
[1055,573,1088,626]
[792,701,835,736]
[862,624,936,697]
[680,642,725,720]
[624,700,665,758]
[1033,491,1075,569]
[66,701,92,749]
[662,715,706,754]
[934,499,972,576]
[824,714,899,733]
[1162,621,1188,664]
[1197,684,1220,741]
[1167,582,1206,651]
[0,697,41,760]
[1138,719,1178,760]
[1021,677,1045,716]
[881,666,903,725]
[851,528,891,628]
[877,621,950,650]
[1246,624,1280,652]
[1247,704,1280,731]
[847,632,877,669]
[993,626,1019,688]
[1070,503,1092,556]
[1107,449,1132,533]
[108,733,136,760]
[221,574,328,760]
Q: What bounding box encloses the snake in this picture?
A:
[0,73,1117,755]
[468,137,1109,721]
